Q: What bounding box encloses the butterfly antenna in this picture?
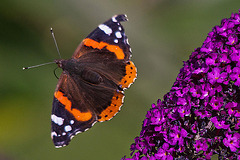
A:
[23,28,63,70]
[50,28,62,59]
[23,61,55,70]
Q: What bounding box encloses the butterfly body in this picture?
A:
[51,14,137,148]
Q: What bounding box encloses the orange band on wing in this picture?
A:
[54,91,92,122]
[120,61,137,89]
[83,38,125,59]
[98,92,124,122]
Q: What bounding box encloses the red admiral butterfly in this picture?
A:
[51,14,137,148]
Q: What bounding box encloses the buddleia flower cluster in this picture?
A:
[123,10,240,160]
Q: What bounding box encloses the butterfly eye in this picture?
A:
[54,59,63,68]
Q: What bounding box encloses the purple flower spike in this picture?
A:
[123,10,240,160]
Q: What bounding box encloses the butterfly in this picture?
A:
[51,14,137,148]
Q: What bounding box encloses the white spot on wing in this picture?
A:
[112,16,117,22]
[114,39,118,43]
[70,120,74,125]
[64,125,72,132]
[84,128,89,132]
[51,114,64,126]
[126,38,130,45]
[55,144,66,148]
[118,27,122,31]
[91,121,97,127]
[76,131,82,135]
[129,48,132,52]
[115,31,122,38]
[51,132,57,138]
[98,24,112,36]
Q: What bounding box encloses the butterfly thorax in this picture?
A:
[55,59,103,84]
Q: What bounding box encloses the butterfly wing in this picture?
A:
[51,73,97,147]
[51,14,137,148]
[72,14,132,61]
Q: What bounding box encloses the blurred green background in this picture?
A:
[1,0,240,159]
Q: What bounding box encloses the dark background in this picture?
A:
[1,0,240,159]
